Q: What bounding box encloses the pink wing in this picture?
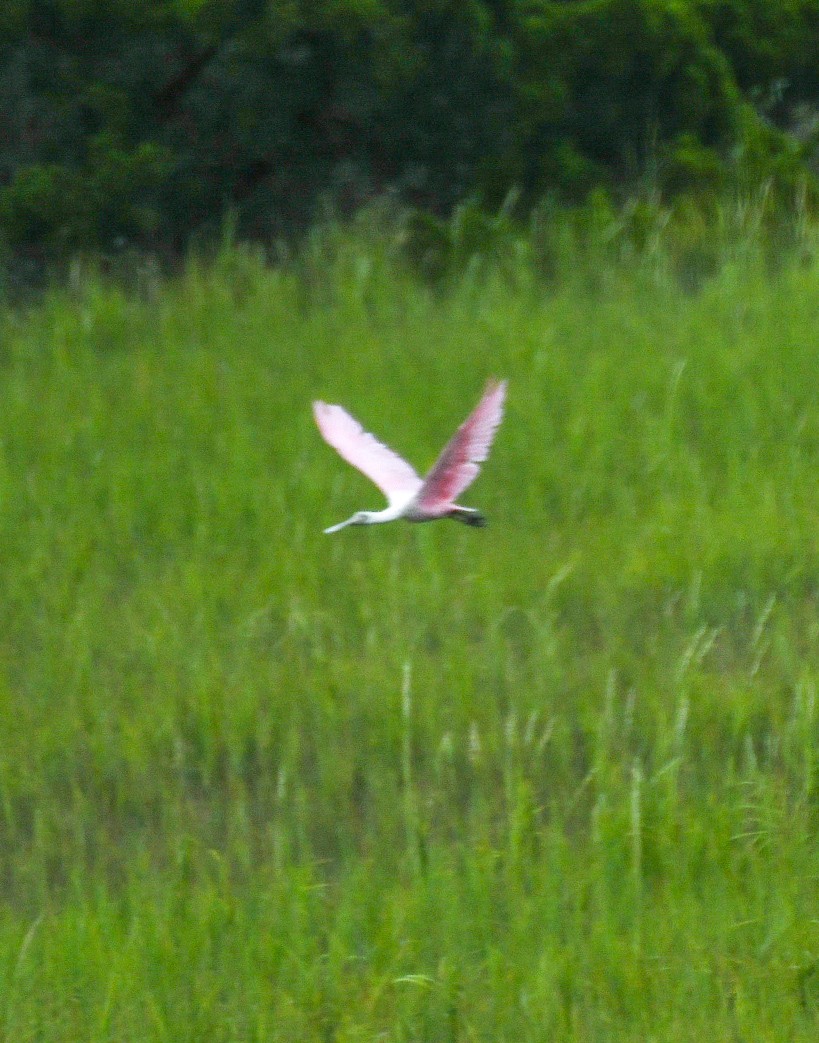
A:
[313,401,423,504]
[416,379,507,511]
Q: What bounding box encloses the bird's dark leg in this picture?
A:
[448,507,487,527]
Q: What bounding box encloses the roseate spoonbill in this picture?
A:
[313,379,507,533]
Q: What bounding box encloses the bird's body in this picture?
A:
[313,379,506,533]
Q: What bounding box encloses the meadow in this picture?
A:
[0,218,818,1040]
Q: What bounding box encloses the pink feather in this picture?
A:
[416,379,507,512]
[312,401,423,504]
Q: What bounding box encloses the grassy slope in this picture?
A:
[0,239,818,1040]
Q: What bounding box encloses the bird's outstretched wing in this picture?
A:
[416,379,506,511]
[313,401,423,504]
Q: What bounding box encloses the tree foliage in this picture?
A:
[0,0,816,257]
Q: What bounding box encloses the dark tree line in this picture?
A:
[0,1,817,258]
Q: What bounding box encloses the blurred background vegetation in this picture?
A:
[0,0,817,271]
[2,8,819,1037]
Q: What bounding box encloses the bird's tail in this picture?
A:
[448,506,487,527]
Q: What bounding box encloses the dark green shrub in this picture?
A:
[0,0,815,261]
[512,0,741,197]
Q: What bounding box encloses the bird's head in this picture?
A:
[323,511,377,534]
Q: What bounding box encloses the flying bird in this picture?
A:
[313,379,507,533]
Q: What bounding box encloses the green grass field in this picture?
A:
[1,227,818,1040]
